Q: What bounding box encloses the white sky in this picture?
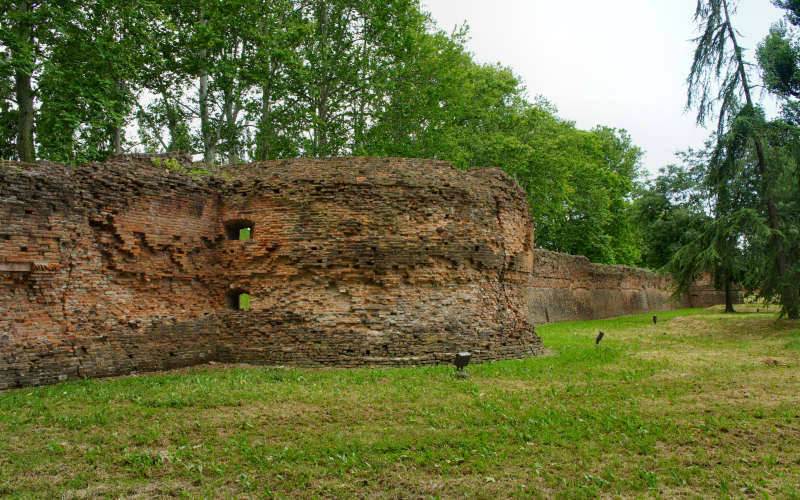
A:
[421,0,786,177]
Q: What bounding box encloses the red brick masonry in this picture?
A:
[526,249,726,324]
[1,155,548,388]
[0,155,725,389]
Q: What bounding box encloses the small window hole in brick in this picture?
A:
[224,220,254,241]
[227,289,251,311]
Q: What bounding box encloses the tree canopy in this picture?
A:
[633,0,800,317]
[0,0,645,266]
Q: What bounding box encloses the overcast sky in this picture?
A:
[421,0,786,177]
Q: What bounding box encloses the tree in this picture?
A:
[0,0,650,269]
[633,162,710,270]
[0,28,16,159]
[292,0,426,157]
[744,117,800,314]
[659,136,760,313]
[35,0,158,162]
[4,0,36,161]
[688,0,797,317]
[0,0,77,161]
[362,26,644,264]
[244,0,306,161]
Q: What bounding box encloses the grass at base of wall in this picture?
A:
[1,306,799,498]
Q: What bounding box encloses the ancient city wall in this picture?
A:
[0,155,545,389]
[0,155,727,389]
[525,249,726,324]
[0,155,224,388]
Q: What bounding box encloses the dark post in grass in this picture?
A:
[454,352,471,378]
[653,315,658,325]
[595,331,604,345]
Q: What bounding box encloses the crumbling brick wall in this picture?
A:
[0,156,545,389]
[1,154,223,388]
[525,249,726,324]
[0,154,731,389]
[684,273,733,308]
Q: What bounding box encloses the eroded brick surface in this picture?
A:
[0,156,544,388]
[0,155,728,389]
[525,249,727,324]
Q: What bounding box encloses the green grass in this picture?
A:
[239,292,251,311]
[1,306,799,498]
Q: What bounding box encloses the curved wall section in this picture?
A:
[216,158,543,365]
[0,156,545,389]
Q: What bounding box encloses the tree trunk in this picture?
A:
[222,88,241,164]
[259,84,272,161]
[112,126,121,154]
[15,69,35,162]
[724,272,735,313]
[198,14,214,165]
[165,98,179,151]
[313,0,330,156]
[111,79,124,154]
[199,69,214,164]
[315,87,330,155]
[14,0,35,162]
[786,291,799,319]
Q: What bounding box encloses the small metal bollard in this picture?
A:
[653,315,658,325]
[454,352,471,378]
[595,331,604,345]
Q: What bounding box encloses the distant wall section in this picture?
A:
[525,249,694,325]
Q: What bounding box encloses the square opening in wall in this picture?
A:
[224,220,254,240]
[227,290,251,311]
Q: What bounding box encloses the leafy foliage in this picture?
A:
[633,161,711,270]
[0,0,645,265]
[678,0,800,317]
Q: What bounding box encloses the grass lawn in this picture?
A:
[1,306,799,498]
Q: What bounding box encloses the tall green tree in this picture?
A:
[244,0,307,161]
[2,0,37,161]
[0,0,650,269]
[363,28,643,264]
[669,133,767,313]
[688,0,797,317]
[0,27,16,160]
[36,0,158,162]
[293,0,413,156]
[0,0,81,161]
[752,1,800,316]
[633,161,710,271]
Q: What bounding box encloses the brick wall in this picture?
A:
[525,249,726,324]
[0,155,729,389]
[685,273,731,308]
[0,156,545,389]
